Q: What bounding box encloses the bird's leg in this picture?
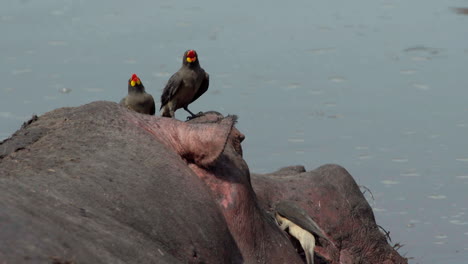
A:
[183,106,197,117]
[184,107,204,120]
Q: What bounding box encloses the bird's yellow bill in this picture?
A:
[186,57,197,63]
[130,79,141,86]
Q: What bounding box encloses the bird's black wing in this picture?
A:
[189,71,209,104]
[160,72,183,110]
[276,200,329,242]
[148,95,156,115]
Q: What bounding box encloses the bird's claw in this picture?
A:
[186,112,205,120]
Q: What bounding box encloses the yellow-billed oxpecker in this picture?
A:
[275,201,331,264]
[120,73,156,115]
[160,49,209,119]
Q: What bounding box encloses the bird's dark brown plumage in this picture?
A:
[160,50,209,118]
[120,74,155,115]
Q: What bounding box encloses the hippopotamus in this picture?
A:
[0,101,408,264]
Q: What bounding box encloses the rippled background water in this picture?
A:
[1,0,468,263]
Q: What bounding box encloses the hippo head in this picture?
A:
[124,109,303,263]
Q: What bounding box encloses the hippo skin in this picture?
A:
[0,101,408,264]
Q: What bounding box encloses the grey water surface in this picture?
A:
[1,0,467,263]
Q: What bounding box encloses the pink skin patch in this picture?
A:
[189,164,235,209]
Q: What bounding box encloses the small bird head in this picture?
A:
[129,73,142,87]
[183,49,199,65]
[128,73,145,93]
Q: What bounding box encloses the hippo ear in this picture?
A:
[176,116,235,167]
[125,113,236,168]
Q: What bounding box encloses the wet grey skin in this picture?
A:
[160,49,209,119]
[120,74,156,115]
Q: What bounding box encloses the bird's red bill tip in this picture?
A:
[187,50,196,58]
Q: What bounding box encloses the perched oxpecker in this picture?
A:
[120,74,156,115]
[275,201,331,264]
[160,49,209,119]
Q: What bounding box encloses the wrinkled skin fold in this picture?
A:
[0,101,408,264]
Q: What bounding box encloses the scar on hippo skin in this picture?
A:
[275,201,331,264]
